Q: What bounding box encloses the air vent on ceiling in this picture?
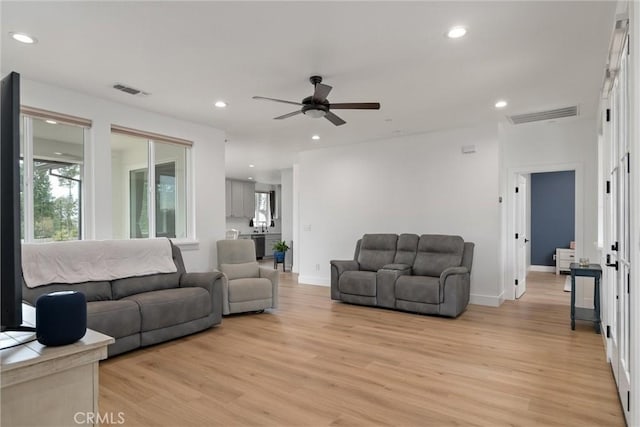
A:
[507,106,578,125]
[113,83,149,97]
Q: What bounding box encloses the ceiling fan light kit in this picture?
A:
[253,75,380,126]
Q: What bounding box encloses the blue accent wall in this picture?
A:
[531,171,575,266]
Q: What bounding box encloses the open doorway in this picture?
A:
[529,170,576,293]
[514,169,576,299]
[506,163,582,301]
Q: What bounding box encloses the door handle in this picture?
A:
[606,254,619,270]
[524,238,529,243]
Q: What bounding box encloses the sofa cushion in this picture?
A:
[396,275,442,304]
[220,262,259,280]
[23,280,112,304]
[357,234,398,272]
[123,287,211,332]
[393,234,419,265]
[87,300,140,338]
[228,278,272,302]
[339,270,377,297]
[412,235,464,277]
[112,272,181,300]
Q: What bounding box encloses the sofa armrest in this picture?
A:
[376,265,411,309]
[259,267,278,284]
[180,271,224,322]
[330,260,360,276]
[259,267,279,309]
[330,260,360,300]
[439,266,470,317]
[440,266,469,283]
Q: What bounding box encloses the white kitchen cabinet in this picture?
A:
[225,180,232,217]
[555,248,575,275]
[243,182,255,218]
[226,179,256,218]
[230,180,244,217]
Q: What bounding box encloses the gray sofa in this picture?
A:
[22,243,223,357]
[330,234,474,317]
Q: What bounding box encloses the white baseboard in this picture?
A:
[469,292,503,307]
[297,275,330,286]
[528,265,555,272]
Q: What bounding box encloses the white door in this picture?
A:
[604,33,631,423]
[515,174,528,299]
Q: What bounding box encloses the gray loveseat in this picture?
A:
[330,234,474,317]
[23,243,223,357]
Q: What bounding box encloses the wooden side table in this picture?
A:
[569,263,602,333]
[1,304,114,426]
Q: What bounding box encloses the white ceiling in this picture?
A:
[1,1,616,184]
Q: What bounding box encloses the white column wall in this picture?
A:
[280,168,294,270]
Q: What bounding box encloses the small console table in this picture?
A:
[1,304,114,426]
[569,263,602,334]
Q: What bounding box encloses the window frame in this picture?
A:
[253,191,272,227]
[111,126,194,242]
[20,108,91,243]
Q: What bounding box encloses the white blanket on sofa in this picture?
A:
[22,238,177,288]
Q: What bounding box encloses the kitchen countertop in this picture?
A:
[239,233,281,237]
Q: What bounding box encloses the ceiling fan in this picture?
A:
[252,76,380,126]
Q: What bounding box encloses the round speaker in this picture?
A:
[35,290,87,346]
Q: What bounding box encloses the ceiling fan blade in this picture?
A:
[325,111,346,126]
[312,83,332,103]
[253,96,302,106]
[274,110,303,120]
[328,102,381,110]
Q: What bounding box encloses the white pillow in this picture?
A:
[220,261,259,280]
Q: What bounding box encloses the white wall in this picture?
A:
[19,78,227,272]
[296,125,502,306]
[499,117,598,304]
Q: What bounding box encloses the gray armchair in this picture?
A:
[216,239,279,315]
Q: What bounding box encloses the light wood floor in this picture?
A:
[99,270,624,426]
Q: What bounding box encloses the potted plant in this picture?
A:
[272,240,289,263]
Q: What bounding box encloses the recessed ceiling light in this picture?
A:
[45,120,57,125]
[54,152,63,156]
[447,26,467,39]
[248,177,253,180]
[311,135,320,140]
[214,101,227,108]
[249,164,255,168]
[9,33,38,44]
[495,100,508,109]
[10,32,37,44]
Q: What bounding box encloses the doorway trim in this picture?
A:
[503,162,582,301]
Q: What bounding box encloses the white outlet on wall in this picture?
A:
[303,224,312,231]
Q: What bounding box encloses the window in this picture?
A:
[253,192,271,227]
[111,126,191,240]
[20,109,89,242]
